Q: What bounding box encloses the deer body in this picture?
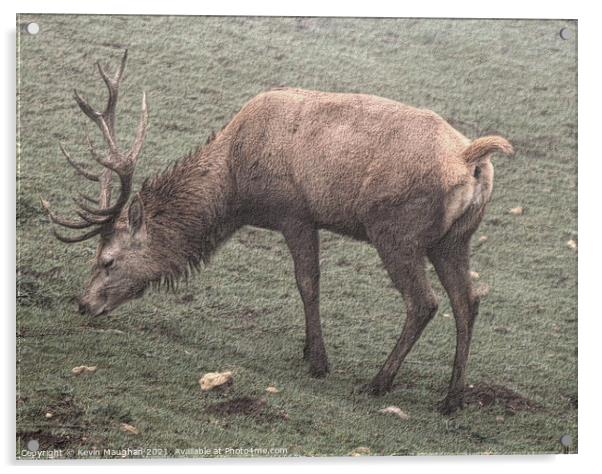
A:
[229,88,489,237]
[43,53,513,414]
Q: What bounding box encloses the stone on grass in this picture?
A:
[120,423,140,435]
[71,365,97,376]
[378,406,410,420]
[509,206,524,215]
[199,371,234,391]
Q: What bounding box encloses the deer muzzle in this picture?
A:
[78,295,107,317]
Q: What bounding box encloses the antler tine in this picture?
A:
[95,49,128,133]
[75,210,113,226]
[52,227,103,244]
[59,142,99,182]
[74,173,132,217]
[128,92,149,163]
[72,89,101,123]
[73,90,119,157]
[40,198,96,230]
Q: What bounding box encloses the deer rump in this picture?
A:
[227,87,506,243]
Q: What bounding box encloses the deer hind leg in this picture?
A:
[282,221,329,378]
[360,234,438,395]
[428,236,480,415]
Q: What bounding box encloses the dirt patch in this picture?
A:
[464,383,540,413]
[206,397,287,422]
[46,395,85,421]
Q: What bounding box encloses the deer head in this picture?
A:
[41,51,152,316]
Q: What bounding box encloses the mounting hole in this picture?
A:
[559,27,572,40]
[24,22,40,35]
[560,434,573,447]
[27,439,40,451]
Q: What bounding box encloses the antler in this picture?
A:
[41,50,149,243]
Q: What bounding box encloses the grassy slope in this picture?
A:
[17,15,577,457]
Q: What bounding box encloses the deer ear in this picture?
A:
[128,194,145,235]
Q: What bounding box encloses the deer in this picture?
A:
[41,51,514,414]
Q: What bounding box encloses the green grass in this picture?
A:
[16,15,577,457]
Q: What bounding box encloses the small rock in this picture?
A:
[470,271,480,280]
[495,415,505,423]
[442,312,452,318]
[378,406,410,420]
[509,206,524,215]
[478,235,488,243]
[120,423,139,435]
[350,446,371,456]
[45,412,54,419]
[71,365,97,376]
[265,386,280,394]
[566,239,577,251]
[199,371,234,391]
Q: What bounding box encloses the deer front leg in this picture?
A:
[428,238,479,415]
[282,222,329,378]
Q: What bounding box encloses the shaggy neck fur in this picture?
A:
[138,145,237,287]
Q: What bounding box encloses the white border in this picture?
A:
[3,1,600,473]
[0,0,585,18]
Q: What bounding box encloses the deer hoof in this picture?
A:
[308,358,330,378]
[355,380,392,396]
[437,394,465,415]
[302,344,310,361]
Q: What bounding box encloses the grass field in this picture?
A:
[16,15,577,457]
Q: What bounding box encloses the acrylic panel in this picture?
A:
[16,14,577,458]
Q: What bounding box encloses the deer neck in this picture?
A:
[139,147,238,281]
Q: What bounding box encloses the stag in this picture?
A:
[42,51,514,414]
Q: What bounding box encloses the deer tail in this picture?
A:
[462,136,515,164]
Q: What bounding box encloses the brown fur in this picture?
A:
[62,85,515,414]
[462,136,514,164]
